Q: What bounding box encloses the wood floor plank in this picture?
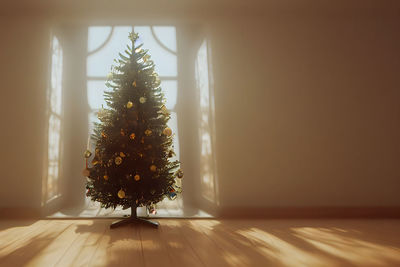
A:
[158,220,205,267]
[54,220,108,267]
[178,220,230,267]
[0,220,73,267]
[90,220,144,267]
[0,220,51,252]
[25,220,83,267]
[67,220,109,267]
[191,219,277,266]
[139,220,173,267]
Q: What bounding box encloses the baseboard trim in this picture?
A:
[0,207,41,219]
[218,206,400,219]
[1,206,400,219]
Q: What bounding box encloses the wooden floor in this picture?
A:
[1,219,400,266]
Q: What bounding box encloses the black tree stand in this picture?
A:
[110,203,159,229]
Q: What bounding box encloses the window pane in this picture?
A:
[87,80,110,110]
[88,26,113,53]
[87,26,132,77]
[134,26,177,77]
[50,36,63,115]
[152,26,177,53]
[169,111,180,160]
[161,80,177,110]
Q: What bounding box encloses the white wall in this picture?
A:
[0,1,399,215]
[0,17,50,209]
[211,14,400,209]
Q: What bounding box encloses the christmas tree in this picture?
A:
[83,32,183,228]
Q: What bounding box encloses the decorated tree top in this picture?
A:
[84,32,183,211]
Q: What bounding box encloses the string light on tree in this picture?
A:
[139,96,147,104]
[150,165,157,172]
[126,101,133,109]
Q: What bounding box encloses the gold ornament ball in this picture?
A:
[82,168,90,177]
[150,165,157,172]
[132,80,137,87]
[126,101,133,109]
[129,133,136,140]
[177,169,184,179]
[163,127,172,136]
[118,189,126,199]
[115,156,123,165]
[145,129,152,136]
[103,175,109,180]
[84,150,92,158]
[134,174,140,181]
[139,97,147,104]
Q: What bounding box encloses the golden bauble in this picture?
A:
[82,168,90,177]
[139,97,147,104]
[134,174,140,181]
[163,127,172,136]
[132,80,137,87]
[126,101,133,109]
[84,150,92,158]
[129,133,136,140]
[150,165,157,172]
[103,175,109,180]
[115,156,123,165]
[177,169,184,179]
[145,129,152,136]
[118,189,126,199]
